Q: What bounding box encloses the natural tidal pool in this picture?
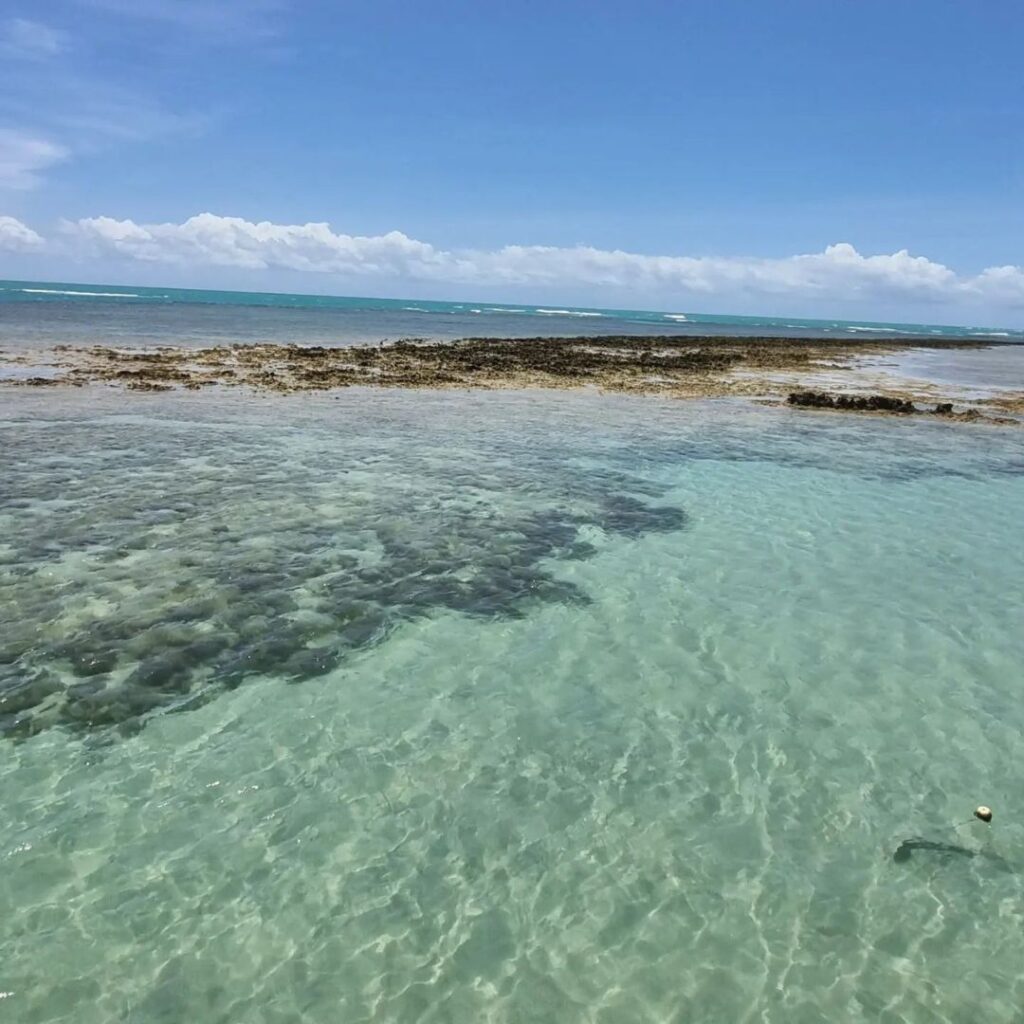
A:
[2,386,1024,1023]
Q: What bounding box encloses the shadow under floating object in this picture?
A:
[893,807,1012,871]
[892,838,1013,873]
[893,838,976,863]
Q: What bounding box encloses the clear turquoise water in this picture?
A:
[2,278,1022,350]
[2,386,1024,1023]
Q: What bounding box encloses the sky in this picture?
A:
[0,0,1022,325]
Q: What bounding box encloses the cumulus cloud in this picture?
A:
[0,18,67,59]
[0,130,69,189]
[0,214,44,250]
[67,213,446,274]
[64,212,1024,309]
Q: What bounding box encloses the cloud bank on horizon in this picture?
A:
[1,211,1022,318]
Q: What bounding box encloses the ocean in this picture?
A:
[2,284,1024,1023]
[2,278,1023,351]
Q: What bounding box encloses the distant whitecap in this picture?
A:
[20,288,142,298]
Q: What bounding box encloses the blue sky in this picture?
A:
[1,0,1022,324]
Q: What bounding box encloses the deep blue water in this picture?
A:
[2,279,1021,350]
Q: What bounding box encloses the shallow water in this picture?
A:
[861,345,1024,398]
[2,386,1024,1023]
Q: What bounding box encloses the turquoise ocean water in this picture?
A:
[2,379,1024,1023]
[2,279,1023,350]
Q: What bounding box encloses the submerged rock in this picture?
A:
[1,423,696,741]
[0,669,62,715]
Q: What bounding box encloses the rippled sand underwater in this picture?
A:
[2,387,1024,1023]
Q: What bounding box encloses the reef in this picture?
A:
[5,334,991,399]
[0,444,689,740]
[785,391,1015,422]
[4,336,1022,429]
[789,391,935,414]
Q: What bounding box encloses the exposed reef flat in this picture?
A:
[3,335,1022,423]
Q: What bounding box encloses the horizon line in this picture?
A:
[1,276,1020,336]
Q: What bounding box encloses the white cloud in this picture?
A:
[967,264,1024,305]
[0,130,69,190]
[64,212,1024,310]
[0,18,67,59]
[67,213,445,272]
[0,214,44,250]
